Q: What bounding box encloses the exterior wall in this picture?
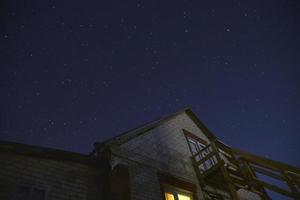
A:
[110,113,209,200]
[0,153,103,200]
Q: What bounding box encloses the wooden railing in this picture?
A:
[233,148,300,199]
[191,143,219,176]
[191,139,300,200]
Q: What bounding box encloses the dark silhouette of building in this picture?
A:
[1,108,299,200]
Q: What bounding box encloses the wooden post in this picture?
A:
[211,140,239,200]
[281,170,300,200]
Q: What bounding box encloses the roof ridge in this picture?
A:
[94,107,192,148]
[94,107,218,150]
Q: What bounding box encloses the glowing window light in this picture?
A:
[165,192,175,200]
[178,194,191,200]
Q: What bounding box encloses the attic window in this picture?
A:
[183,130,216,172]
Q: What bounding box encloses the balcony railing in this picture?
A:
[191,139,300,200]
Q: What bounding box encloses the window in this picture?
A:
[184,130,216,173]
[15,186,46,200]
[163,186,193,200]
[165,192,175,200]
[158,173,197,200]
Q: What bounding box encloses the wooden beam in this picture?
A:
[210,141,239,200]
[281,170,300,199]
[253,178,297,199]
[192,144,211,158]
[232,148,300,174]
[195,151,216,166]
[251,165,285,181]
[199,162,222,178]
[220,165,240,200]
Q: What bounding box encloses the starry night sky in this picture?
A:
[1,0,299,168]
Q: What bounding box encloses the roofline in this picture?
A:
[94,108,190,149]
[94,107,218,150]
[184,108,217,141]
[0,140,96,165]
[0,108,219,163]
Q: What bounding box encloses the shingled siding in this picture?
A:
[111,112,210,200]
[0,153,102,200]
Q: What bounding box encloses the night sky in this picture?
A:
[1,0,299,170]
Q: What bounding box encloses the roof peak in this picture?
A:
[94,107,217,150]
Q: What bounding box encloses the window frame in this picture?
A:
[158,172,198,200]
[164,184,193,200]
[183,129,216,172]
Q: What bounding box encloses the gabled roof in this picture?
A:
[94,108,218,150]
[1,108,218,163]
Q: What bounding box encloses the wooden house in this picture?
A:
[1,108,299,200]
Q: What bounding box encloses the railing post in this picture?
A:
[281,170,300,199]
[210,140,221,164]
[238,158,271,200]
[211,140,240,200]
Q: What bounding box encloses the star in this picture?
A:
[1,0,299,174]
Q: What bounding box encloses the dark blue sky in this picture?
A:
[1,0,299,171]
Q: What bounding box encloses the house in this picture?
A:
[0,108,299,200]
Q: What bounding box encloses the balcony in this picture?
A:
[190,139,300,200]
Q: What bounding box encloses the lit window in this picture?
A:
[158,173,196,200]
[178,194,191,200]
[164,191,192,200]
[165,192,175,200]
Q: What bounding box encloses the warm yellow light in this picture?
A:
[165,192,175,200]
[178,194,191,200]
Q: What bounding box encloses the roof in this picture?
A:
[0,108,218,163]
[94,108,218,150]
[0,140,98,165]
